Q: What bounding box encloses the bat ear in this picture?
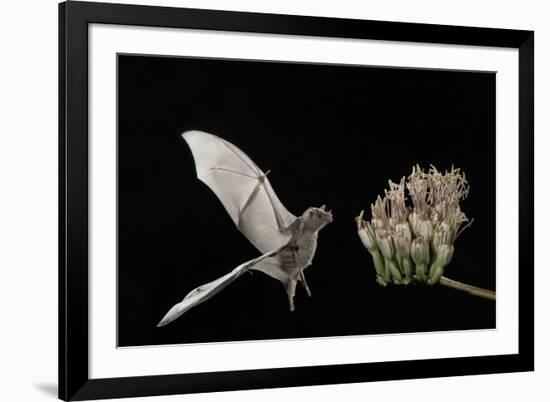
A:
[320,205,326,211]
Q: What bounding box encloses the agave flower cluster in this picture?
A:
[356,165,472,286]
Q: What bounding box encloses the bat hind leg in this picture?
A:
[285,279,297,312]
[299,270,312,297]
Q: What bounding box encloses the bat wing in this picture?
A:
[157,242,290,326]
[183,130,297,253]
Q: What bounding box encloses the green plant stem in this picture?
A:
[370,249,385,279]
[402,258,413,283]
[385,257,402,283]
[415,263,426,282]
[439,276,496,301]
[428,264,445,285]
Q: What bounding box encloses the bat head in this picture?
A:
[302,205,333,231]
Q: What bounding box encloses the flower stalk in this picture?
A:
[439,276,496,300]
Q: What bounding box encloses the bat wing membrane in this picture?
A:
[157,241,291,326]
[183,130,296,253]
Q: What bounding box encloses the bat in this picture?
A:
[157,130,333,326]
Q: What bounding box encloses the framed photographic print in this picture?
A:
[59,1,534,400]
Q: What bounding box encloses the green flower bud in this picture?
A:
[356,212,388,284]
[434,243,454,267]
[394,222,412,258]
[411,237,429,266]
[376,231,395,260]
[357,220,378,252]
[431,225,446,261]
[408,211,419,236]
[431,227,445,254]
[416,219,433,243]
[428,244,454,285]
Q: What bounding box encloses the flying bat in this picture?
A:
[157,130,333,326]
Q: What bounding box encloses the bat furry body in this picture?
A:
[158,130,332,326]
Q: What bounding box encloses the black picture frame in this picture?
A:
[59,1,534,400]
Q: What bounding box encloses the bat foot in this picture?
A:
[288,297,295,312]
[299,271,312,297]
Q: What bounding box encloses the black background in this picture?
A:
[117,55,495,347]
